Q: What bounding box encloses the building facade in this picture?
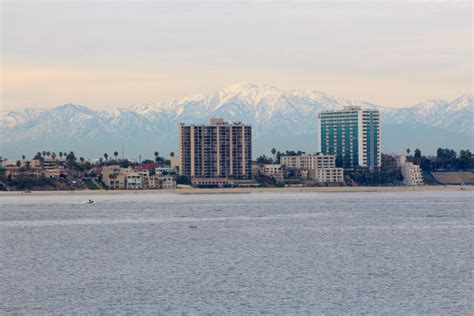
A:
[396,156,424,186]
[2,160,42,169]
[126,172,143,189]
[179,119,252,180]
[101,166,126,189]
[280,153,336,170]
[101,166,176,190]
[318,106,381,169]
[400,163,424,186]
[308,168,344,183]
[259,164,284,180]
[280,153,343,183]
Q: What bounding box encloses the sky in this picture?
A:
[1,0,472,111]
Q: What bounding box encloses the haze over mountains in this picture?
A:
[1,83,472,160]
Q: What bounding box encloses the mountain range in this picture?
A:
[1,83,472,160]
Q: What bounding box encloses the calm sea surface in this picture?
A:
[0,191,473,315]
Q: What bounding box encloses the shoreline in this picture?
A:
[0,185,472,196]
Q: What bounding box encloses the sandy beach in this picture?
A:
[0,185,472,196]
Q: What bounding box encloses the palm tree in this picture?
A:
[271,148,276,162]
[42,151,46,157]
[154,151,159,163]
[46,151,51,157]
[104,153,109,161]
[114,151,119,160]
[16,160,21,167]
[406,148,411,156]
[59,152,63,159]
[51,153,56,160]
[67,151,75,161]
[22,155,26,160]
[80,157,85,164]
[170,152,175,157]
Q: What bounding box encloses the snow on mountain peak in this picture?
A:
[447,93,474,112]
[410,98,449,117]
[1,84,472,159]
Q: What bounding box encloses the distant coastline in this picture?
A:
[0,185,471,196]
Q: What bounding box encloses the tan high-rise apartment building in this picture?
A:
[179,119,252,180]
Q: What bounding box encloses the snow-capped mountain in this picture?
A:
[1,83,472,159]
[382,94,473,134]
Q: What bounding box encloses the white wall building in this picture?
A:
[259,164,284,180]
[280,153,343,183]
[396,156,424,186]
[308,168,344,183]
[280,153,336,169]
[126,172,143,189]
[155,167,176,176]
[101,166,176,190]
[159,176,176,189]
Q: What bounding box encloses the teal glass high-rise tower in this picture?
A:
[318,106,381,169]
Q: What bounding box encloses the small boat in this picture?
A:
[189,225,198,229]
[81,199,94,204]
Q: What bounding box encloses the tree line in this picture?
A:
[407,148,473,171]
[256,149,306,164]
[1,150,176,172]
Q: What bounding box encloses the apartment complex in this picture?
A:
[395,156,424,186]
[280,153,336,170]
[2,160,42,169]
[101,166,176,190]
[280,153,343,183]
[179,119,252,183]
[3,159,65,179]
[318,106,381,169]
[259,164,284,180]
[308,168,344,183]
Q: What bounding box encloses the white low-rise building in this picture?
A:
[146,174,176,189]
[159,176,176,189]
[101,166,176,190]
[281,153,336,169]
[259,164,284,180]
[155,167,176,176]
[126,172,143,189]
[281,153,343,183]
[396,155,424,186]
[43,166,65,179]
[308,168,344,183]
[401,163,424,185]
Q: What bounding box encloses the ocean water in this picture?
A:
[0,190,472,315]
